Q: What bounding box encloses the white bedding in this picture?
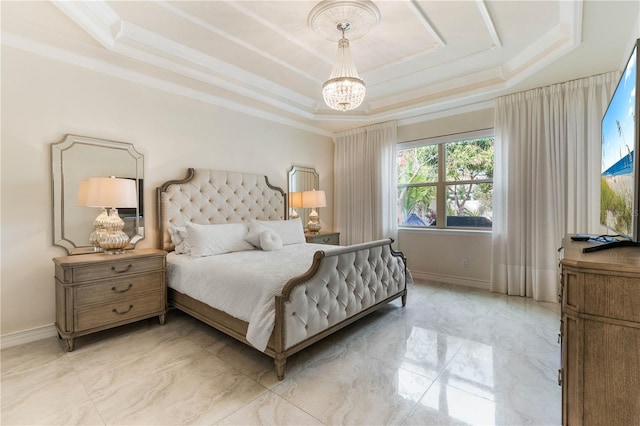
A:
[167,243,337,351]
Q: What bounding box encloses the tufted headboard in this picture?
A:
[157,168,287,251]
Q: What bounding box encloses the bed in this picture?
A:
[157,168,407,379]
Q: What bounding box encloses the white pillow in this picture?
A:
[259,229,283,251]
[246,221,283,251]
[168,226,190,255]
[246,220,271,247]
[185,222,254,257]
[256,218,305,246]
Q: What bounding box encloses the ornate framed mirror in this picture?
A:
[287,165,319,229]
[52,135,144,255]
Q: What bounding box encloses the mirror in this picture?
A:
[288,165,319,229]
[52,135,144,255]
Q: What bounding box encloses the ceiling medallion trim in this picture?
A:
[308,0,381,42]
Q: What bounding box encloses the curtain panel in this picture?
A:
[334,121,397,245]
[491,72,619,301]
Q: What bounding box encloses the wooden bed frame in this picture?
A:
[158,168,407,379]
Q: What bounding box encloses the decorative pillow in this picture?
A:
[185,222,254,257]
[259,229,283,251]
[245,220,271,248]
[168,226,190,255]
[256,218,305,246]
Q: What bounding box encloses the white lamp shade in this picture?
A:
[85,177,137,209]
[302,190,327,208]
[289,192,303,208]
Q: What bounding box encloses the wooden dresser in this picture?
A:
[559,237,640,425]
[54,248,166,351]
[305,231,340,245]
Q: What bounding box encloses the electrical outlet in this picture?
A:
[462,259,469,268]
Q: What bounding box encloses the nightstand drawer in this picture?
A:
[306,232,340,245]
[76,294,163,331]
[75,271,164,307]
[54,248,167,351]
[72,257,164,282]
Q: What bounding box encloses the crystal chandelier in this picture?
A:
[322,23,365,111]
[308,0,380,112]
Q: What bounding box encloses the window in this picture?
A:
[397,130,494,229]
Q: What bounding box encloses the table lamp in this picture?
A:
[302,189,326,233]
[289,192,303,219]
[85,177,137,254]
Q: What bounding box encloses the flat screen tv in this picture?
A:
[590,38,640,252]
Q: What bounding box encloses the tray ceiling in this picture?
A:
[2,1,639,134]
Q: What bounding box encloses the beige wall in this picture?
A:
[1,46,334,337]
[396,108,495,289]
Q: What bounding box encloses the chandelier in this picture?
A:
[308,0,380,112]
[322,23,366,111]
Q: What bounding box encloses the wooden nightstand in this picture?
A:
[305,231,340,245]
[53,248,166,351]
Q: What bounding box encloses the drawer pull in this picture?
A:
[112,305,133,315]
[111,264,133,274]
[558,369,563,386]
[112,283,133,293]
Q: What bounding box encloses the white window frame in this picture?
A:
[397,128,494,231]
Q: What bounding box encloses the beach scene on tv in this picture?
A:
[601,47,636,237]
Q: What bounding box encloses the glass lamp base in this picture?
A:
[98,209,130,254]
[307,208,322,233]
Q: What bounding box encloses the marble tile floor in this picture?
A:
[1,280,562,425]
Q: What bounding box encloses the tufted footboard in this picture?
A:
[159,169,407,381]
[272,238,407,379]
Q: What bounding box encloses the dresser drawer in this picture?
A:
[72,257,163,282]
[76,294,163,331]
[75,271,163,307]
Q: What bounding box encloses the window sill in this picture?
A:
[398,227,492,237]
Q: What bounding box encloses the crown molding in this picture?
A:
[53,1,318,114]
[2,32,333,137]
[9,0,586,133]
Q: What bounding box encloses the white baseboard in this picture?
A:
[410,270,490,291]
[1,324,58,349]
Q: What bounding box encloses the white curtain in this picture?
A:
[491,72,619,301]
[334,120,397,245]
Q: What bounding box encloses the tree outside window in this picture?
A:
[397,134,494,229]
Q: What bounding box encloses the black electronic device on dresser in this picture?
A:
[588,38,640,253]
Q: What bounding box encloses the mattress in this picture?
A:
[166,242,337,351]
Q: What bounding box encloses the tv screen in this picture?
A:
[600,40,639,243]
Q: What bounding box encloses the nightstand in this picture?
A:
[305,231,340,245]
[53,248,166,351]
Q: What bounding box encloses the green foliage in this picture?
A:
[600,176,632,234]
[397,145,438,225]
[446,138,494,181]
[397,145,438,185]
[397,137,494,226]
[399,186,437,225]
[446,139,494,216]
